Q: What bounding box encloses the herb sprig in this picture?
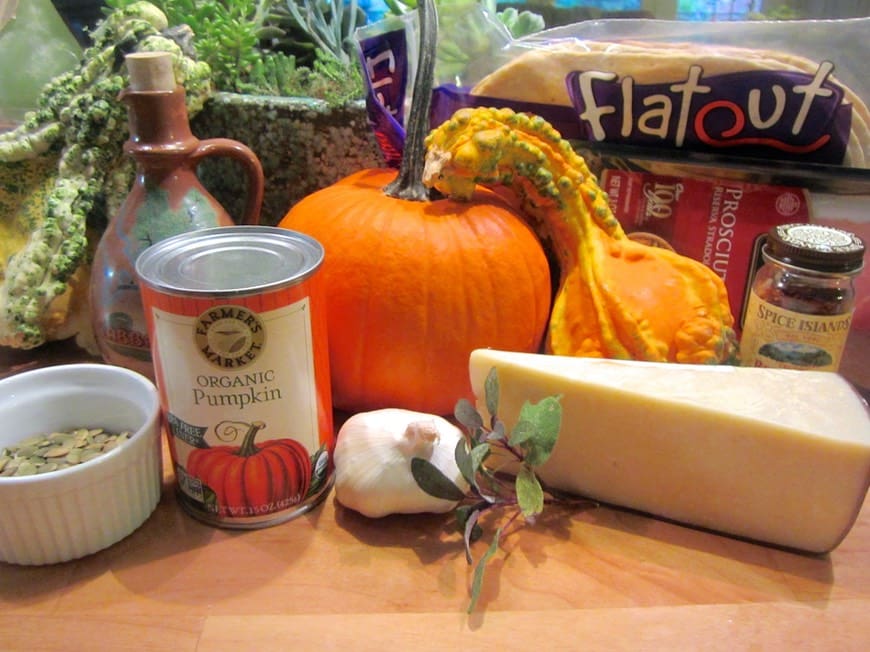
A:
[412,367,588,613]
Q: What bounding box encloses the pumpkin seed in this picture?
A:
[16,434,47,448]
[43,444,72,458]
[15,461,37,476]
[80,450,103,463]
[0,428,133,477]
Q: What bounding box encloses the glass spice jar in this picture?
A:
[740,223,865,371]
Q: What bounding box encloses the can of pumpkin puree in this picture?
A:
[135,226,333,528]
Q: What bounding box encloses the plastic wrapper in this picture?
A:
[355,8,870,338]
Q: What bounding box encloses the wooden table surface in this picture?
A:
[1,334,869,651]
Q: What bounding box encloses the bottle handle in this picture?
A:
[190,138,265,225]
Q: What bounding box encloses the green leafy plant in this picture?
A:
[104,0,365,103]
[411,367,593,613]
[273,0,365,67]
[385,0,545,38]
[386,0,545,83]
[102,0,544,102]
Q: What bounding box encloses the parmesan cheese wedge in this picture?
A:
[469,349,870,553]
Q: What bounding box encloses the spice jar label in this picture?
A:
[739,290,853,370]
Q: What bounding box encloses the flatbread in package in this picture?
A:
[469,39,870,168]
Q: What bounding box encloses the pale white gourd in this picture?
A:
[334,408,469,518]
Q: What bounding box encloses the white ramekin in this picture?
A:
[0,363,162,565]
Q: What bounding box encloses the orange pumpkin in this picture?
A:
[279,169,551,415]
[278,0,550,415]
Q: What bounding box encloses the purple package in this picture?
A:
[357,15,869,170]
[358,25,410,168]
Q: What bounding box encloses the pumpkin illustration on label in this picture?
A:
[186,420,312,517]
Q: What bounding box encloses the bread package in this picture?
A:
[470,38,870,167]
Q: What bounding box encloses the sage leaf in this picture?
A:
[468,527,502,614]
[516,395,562,467]
[468,442,491,495]
[462,507,484,563]
[474,473,500,504]
[454,398,483,431]
[411,457,467,501]
[516,464,544,518]
[456,504,484,544]
[470,442,490,473]
[455,438,473,486]
[484,367,499,419]
[507,419,535,447]
[305,445,330,498]
[489,419,506,441]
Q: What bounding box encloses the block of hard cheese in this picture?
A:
[469,349,870,553]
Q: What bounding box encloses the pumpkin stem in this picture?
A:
[238,421,266,457]
[383,0,437,202]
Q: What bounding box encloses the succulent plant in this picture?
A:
[102,1,545,103]
[104,0,366,103]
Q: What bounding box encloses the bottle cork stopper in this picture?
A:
[125,51,176,92]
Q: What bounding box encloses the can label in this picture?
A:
[136,227,333,528]
[739,290,853,370]
[144,289,331,525]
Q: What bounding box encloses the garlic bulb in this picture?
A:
[334,408,470,518]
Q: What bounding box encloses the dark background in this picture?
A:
[49,1,870,49]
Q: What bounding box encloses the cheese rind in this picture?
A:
[469,349,870,553]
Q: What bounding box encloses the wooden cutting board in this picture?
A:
[0,434,867,651]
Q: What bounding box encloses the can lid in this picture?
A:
[767,223,865,274]
[135,226,324,296]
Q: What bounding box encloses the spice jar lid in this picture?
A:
[766,223,865,274]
